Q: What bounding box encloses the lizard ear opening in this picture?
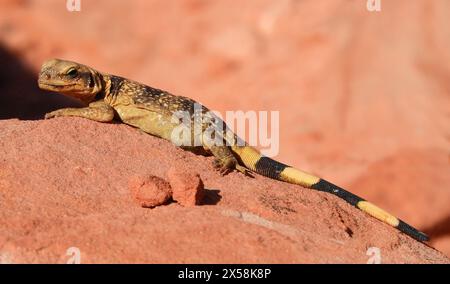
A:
[89,73,96,88]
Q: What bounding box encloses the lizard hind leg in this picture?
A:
[209,145,252,176]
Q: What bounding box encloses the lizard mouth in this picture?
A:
[38,81,77,89]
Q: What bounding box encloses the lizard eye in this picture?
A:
[66,68,78,78]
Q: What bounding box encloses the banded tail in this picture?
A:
[231,145,429,242]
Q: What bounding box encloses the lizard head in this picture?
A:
[38,59,103,104]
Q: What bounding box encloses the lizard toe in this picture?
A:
[44,112,57,119]
[213,158,235,176]
[235,165,254,178]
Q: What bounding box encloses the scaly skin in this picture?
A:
[38,59,429,242]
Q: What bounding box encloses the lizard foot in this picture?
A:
[213,158,253,177]
[213,158,236,176]
[44,110,63,119]
[235,164,254,178]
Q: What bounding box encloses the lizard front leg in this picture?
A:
[45,101,114,122]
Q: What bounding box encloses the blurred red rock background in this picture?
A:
[0,0,449,256]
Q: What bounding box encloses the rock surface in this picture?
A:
[0,118,448,264]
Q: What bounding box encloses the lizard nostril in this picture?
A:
[45,74,51,80]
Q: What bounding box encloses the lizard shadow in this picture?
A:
[160,189,221,206]
[199,189,222,205]
[0,44,83,120]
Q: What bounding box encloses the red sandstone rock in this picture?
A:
[167,167,205,207]
[0,118,448,264]
[129,175,172,208]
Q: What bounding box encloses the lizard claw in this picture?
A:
[213,158,233,176]
[44,111,59,119]
[213,159,253,177]
[235,165,254,178]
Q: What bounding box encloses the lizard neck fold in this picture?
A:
[99,74,111,100]
[100,74,126,106]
